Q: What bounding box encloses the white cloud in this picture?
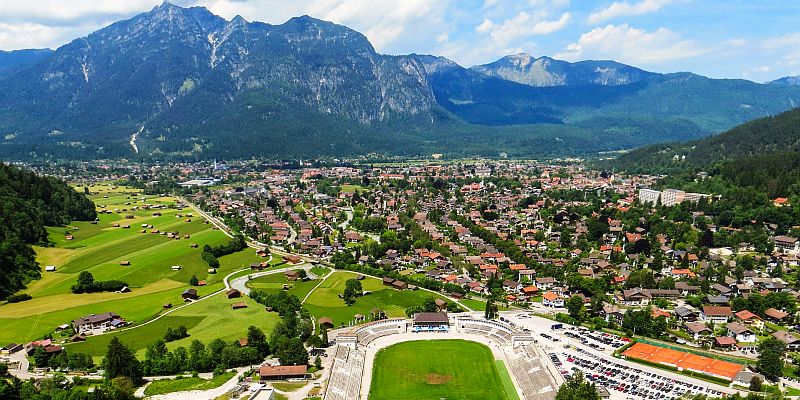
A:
[0,0,162,23]
[198,0,450,52]
[760,32,800,68]
[556,24,706,65]
[587,0,672,25]
[476,11,571,46]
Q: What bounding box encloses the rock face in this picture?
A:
[0,2,439,157]
[2,2,800,159]
[470,53,657,87]
[770,76,800,86]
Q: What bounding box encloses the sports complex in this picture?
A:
[321,312,561,400]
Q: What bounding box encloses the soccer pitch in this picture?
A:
[369,339,513,400]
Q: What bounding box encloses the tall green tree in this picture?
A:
[555,371,599,400]
[247,326,270,358]
[103,337,142,384]
[566,295,586,322]
[758,338,786,381]
[484,297,497,320]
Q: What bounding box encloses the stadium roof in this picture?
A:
[414,312,449,324]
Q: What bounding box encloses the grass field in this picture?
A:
[67,276,281,360]
[369,340,511,400]
[246,271,320,300]
[144,371,237,396]
[302,272,447,328]
[0,183,276,348]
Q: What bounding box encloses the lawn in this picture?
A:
[302,272,447,328]
[246,273,320,300]
[460,298,487,311]
[495,360,521,400]
[369,340,511,400]
[340,184,364,193]
[0,185,278,347]
[144,371,237,396]
[67,294,281,360]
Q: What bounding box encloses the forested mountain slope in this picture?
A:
[0,163,96,299]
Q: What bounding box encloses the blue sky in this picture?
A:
[1,0,799,82]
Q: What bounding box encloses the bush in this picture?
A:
[6,293,32,303]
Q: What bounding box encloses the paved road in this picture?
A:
[229,264,314,296]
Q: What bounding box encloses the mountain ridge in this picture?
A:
[1,3,800,160]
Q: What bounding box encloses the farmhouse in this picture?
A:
[286,255,302,264]
[182,288,199,301]
[72,312,125,334]
[285,270,301,281]
[258,365,308,380]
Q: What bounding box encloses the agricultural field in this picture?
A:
[0,184,272,347]
[302,271,447,328]
[369,340,512,400]
[68,294,281,360]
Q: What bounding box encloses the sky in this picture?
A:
[0,0,799,82]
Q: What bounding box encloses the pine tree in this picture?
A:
[484,297,497,320]
[321,328,329,346]
[247,326,270,358]
[103,337,142,384]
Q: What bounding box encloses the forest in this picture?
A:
[0,163,96,299]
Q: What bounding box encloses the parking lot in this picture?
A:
[500,312,740,400]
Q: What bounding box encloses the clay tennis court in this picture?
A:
[622,342,743,380]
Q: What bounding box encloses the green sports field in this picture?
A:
[369,340,514,400]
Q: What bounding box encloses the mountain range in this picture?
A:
[1,1,800,160]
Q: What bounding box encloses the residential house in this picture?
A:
[542,292,564,308]
[734,310,764,331]
[685,321,712,341]
[72,312,124,334]
[773,331,800,351]
[726,322,756,343]
[701,306,732,324]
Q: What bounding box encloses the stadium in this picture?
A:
[321,312,560,400]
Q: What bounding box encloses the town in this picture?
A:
[3,158,799,399]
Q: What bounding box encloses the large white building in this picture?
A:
[638,188,661,205]
[638,188,712,207]
[661,189,686,207]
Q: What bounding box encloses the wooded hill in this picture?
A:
[0,163,96,299]
[608,107,800,199]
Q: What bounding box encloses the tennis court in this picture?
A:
[622,342,743,380]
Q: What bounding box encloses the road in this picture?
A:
[229,264,315,296]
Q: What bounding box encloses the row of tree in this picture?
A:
[71,271,128,294]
